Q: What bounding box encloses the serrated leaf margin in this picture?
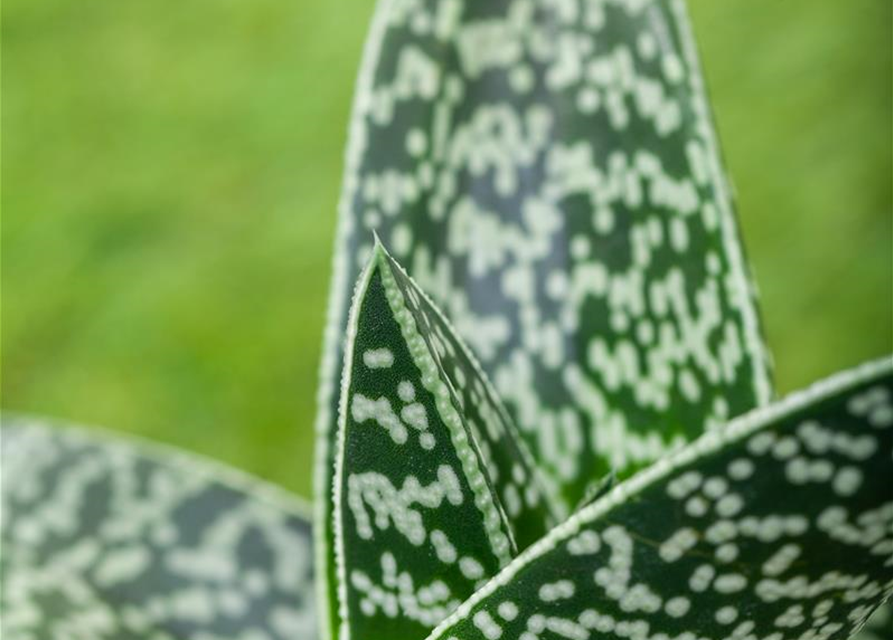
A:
[424,356,892,639]
[331,239,524,639]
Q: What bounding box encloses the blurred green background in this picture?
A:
[2,0,891,500]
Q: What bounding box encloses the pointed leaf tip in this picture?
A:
[333,249,554,640]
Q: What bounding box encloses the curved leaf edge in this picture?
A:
[312,0,400,637]
[331,238,526,635]
[377,240,566,526]
[670,0,774,407]
[0,412,314,522]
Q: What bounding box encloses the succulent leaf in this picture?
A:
[315,0,775,631]
[0,417,316,640]
[425,358,893,640]
[315,4,776,619]
[332,242,554,639]
[378,243,562,539]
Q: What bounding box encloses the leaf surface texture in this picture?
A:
[427,359,893,640]
[1,418,316,640]
[333,244,553,639]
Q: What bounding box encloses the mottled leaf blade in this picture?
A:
[333,244,553,639]
[317,0,777,633]
[316,0,773,554]
[426,358,893,640]
[1,417,316,640]
[379,245,563,536]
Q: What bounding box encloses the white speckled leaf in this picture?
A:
[0,417,316,640]
[378,244,562,537]
[314,1,775,626]
[332,242,555,640]
[425,358,893,640]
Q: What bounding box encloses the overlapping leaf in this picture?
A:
[378,244,562,538]
[0,417,316,640]
[316,0,774,558]
[332,242,554,639]
[426,358,893,640]
[315,0,775,630]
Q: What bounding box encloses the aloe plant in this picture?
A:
[2,1,891,639]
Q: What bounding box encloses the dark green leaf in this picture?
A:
[316,0,777,633]
[426,358,893,640]
[315,11,776,631]
[378,244,560,542]
[1,417,316,640]
[332,242,554,639]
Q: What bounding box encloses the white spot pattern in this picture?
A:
[314,0,776,635]
[426,360,893,640]
[333,246,554,640]
[315,9,775,613]
[0,419,316,640]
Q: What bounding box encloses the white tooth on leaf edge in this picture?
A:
[425,358,893,640]
[332,243,555,640]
